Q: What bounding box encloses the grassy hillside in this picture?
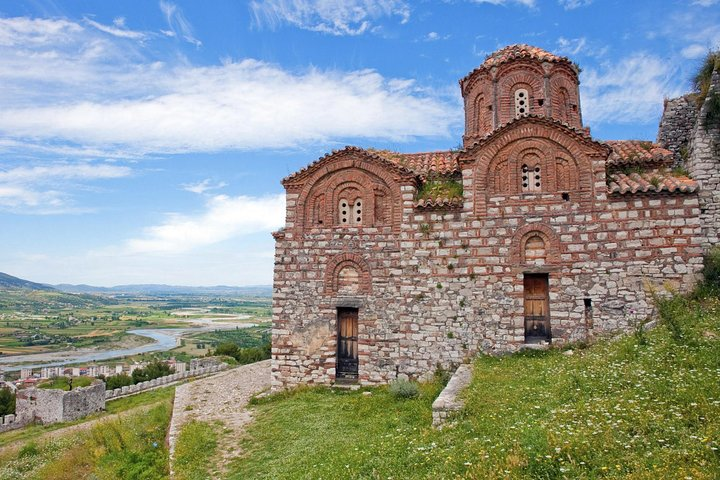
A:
[230,294,720,479]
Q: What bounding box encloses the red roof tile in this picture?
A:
[414,197,464,209]
[369,149,460,177]
[461,44,573,84]
[608,170,698,194]
[606,140,673,167]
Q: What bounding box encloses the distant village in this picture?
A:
[0,358,194,387]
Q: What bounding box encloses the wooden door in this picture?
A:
[337,308,358,379]
[524,274,550,342]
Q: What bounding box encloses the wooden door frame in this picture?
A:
[523,273,551,343]
[336,307,359,380]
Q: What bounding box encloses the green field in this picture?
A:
[0,289,271,360]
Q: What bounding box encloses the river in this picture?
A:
[0,324,257,372]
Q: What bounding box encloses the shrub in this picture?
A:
[214,341,271,365]
[104,373,133,390]
[388,379,420,399]
[0,386,15,415]
[131,360,174,384]
[700,245,720,294]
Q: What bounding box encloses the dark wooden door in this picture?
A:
[337,308,358,379]
[524,274,550,342]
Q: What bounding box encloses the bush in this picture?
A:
[131,360,174,384]
[214,341,271,365]
[0,386,15,415]
[701,245,720,293]
[388,379,420,399]
[105,373,133,390]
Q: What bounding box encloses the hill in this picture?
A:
[0,272,55,291]
[54,283,273,297]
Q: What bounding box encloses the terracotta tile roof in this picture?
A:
[461,44,573,84]
[608,169,698,194]
[606,140,673,167]
[414,197,464,209]
[369,149,460,177]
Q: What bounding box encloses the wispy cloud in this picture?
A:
[468,0,536,7]
[0,16,457,157]
[0,162,131,213]
[693,0,719,6]
[250,0,410,36]
[159,0,202,47]
[555,37,608,58]
[84,17,148,40]
[581,53,682,125]
[558,0,592,10]
[182,179,227,194]
[125,193,285,254]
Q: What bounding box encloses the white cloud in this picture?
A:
[182,179,227,194]
[159,0,202,47]
[84,17,148,40]
[125,193,285,254]
[581,53,683,125]
[556,37,586,56]
[0,162,131,213]
[693,0,719,6]
[558,0,592,9]
[423,31,450,42]
[682,44,709,59]
[0,17,82,47]
[0,17,457,157]
[250,0,410,36]
[469,0,536,7]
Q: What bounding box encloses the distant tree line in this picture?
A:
[214,341,271,365]
[103,360,174,390]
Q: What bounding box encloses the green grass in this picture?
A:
[0,385,176,449]
[416,176,463,201]
[0,400,171,480]
[174,420,219,480]
[230,294,720,479]
[37,376,94,390]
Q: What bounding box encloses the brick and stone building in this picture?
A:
[271,44,720,389]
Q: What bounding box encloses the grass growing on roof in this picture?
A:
[229,294,720,479]
[37,376,94,390]
[416,176,463,201]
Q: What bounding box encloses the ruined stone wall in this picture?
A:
[687,68,720,246]
[15,381,105,424]
[272,182,704,390]
[657,95,698,165]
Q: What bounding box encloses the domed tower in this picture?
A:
[460,44,583,148]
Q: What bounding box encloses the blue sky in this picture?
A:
[0,0,718,286]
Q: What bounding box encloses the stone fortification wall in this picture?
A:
[0,413,19,433]
[104,364,226,400]
[687,68,720,246]
[15,381,105,425]
[272,183,704,389]
[657,95,698,165]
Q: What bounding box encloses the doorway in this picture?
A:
[524,274,551,343]
[336,308,359,379]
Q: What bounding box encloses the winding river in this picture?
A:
[0,323,257,372]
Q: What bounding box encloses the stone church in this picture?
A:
[271,44,720,389]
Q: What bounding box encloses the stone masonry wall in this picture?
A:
[15,381,105,424]
[688,68,720,246]
[657,95,698,165]
[272,171,704,389]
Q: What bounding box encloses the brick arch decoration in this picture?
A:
[496,63,544,124]
[467,119,601,217]
[549,72,580,127]
[324,253,372,295]
[509,223,561,265]
[294,151,406,232]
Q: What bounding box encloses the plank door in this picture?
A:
[337,308,359,379]
[524,274,551,342]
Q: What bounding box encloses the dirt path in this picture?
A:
[168,360,271,478]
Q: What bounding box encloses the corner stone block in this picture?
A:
[121,386,129,394]
[5,414,14,424]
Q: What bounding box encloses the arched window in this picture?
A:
[338,198,350,225]
[525,235,547,265]
[515,89,529,118]
[352,198,362,225]
[521,164,541,192]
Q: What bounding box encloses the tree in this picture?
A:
[0,387,16,415]
[105,373,133,390]
[131,360,174,384]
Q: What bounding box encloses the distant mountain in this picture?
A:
[54,283,273,297]
[0,272,56,291]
